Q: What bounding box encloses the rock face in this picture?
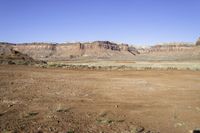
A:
[128,46,140,55]
[196,37,200,46]
[132,42,200,61]
[1,41,200,62]
[139,43,195,53]
[12,41,138,61]
[0,43,46,65]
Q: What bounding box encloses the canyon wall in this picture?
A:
[12,41,137,61]
[1,40,200,61]
[133,43,200,61]
[0,44,45,65]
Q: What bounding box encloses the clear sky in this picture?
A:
[0,0,199,45]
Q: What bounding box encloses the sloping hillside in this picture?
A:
[0,43,46,65]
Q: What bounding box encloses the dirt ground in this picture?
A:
[0,65,200,133]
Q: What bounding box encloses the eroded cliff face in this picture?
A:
[12,41,137,61]
[137,43,195,53]
[13,43,56,60]
[1,41,200,62]
[0,43,45,65]
[133,43,200,61]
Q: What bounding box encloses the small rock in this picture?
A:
[96,119,113,124]
[8,104,14,107]
[196,107,200,112]
[48,127,54,132]
[131,125,145,133]
[0,113,4,116]
[56,108,70,113]
[136,126,145,132]
[25,112,39,117]
[174,122,185,127]
[37,130,43,133]
[192,128,200,133]
[29,112,39,116]
[99,111,107,117]
[84,94,89,97]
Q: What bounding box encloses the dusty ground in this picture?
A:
[0,65,200,133]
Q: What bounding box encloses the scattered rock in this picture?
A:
[174,122,185,127]
[8,104,14,107]
[37,130,43,133]
[195,107,200,112]
[0,112,5,116]
[96,119,113,124]
[130,125,145,133]
[56,108,70,113]
[114,105,119,108]
[192,128,200,133]
[28,112,39,116]
[136,126,145,132]
[25,112,39,117]
[99,111,107,117]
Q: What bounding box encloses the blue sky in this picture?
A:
[0,0,199,45]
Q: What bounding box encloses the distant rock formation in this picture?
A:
[196,37,200,46]
[137,42,195,53]
[11,41,139,61]
[132,42,200,61]
[128,46,140,55]
[0,43,46,65]
[0,41,199,62]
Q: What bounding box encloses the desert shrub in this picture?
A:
[48,63,67,68]
[144,67,152,70]
[69,55,77,59]
[48,63,58,67]
[8,60,16,65]
[167,67,178,70]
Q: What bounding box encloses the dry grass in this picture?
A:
[45,60,200,71]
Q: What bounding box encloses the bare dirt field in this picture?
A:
[0,65,200,133]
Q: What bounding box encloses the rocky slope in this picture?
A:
[0,43,46,65]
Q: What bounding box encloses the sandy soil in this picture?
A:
[0,65,200,133]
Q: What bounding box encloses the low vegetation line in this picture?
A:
[36,62,200,71]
